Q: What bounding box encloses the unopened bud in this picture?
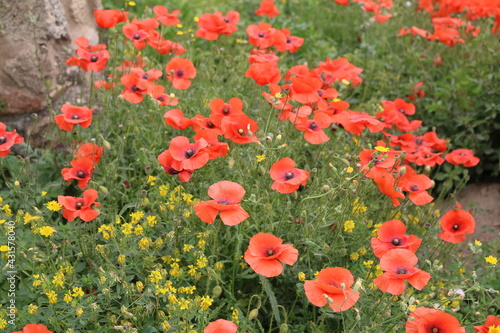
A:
[102,139,111,150]
[212,285,222,297]
[248,309,259,320]
[279,323,289,333]
[228,157,235,169]
[399,166,407,176]
[323,294,334,303]
[99,186,108,195]
[321,185,330,193]
[259,165,266,176]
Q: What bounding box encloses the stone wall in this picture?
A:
[0,0,101,145]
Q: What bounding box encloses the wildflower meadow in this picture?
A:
[1,0,500,332]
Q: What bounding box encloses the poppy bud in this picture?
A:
[99,186,108,195]
[228,157,235,169]
[321,185,330,193]
[424,165,431,174]
[102,139,111,150]
[248,308,259,320]
[264,203,272,211]
[279,323,289,333]
[323,294,334,303]
[292,191,298,199]
[355,313,361,321]
[399,166,406,176]
[259,165,266,176]
[276,134,282,140]
[212,285,222,297]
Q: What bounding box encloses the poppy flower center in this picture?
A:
[72,114,80,120]
[453,224,459,230]
[309,121,318,130]
[77,171,86,178]
[258,32,265,38]
[185,149,195,158]
[206,121,215,128]
[90,55,98,62]
[391,237,402,246]
[157,96,165,101]
[286,37,292,43]
[458,152,467,156]
[411,184,419,192]
[223,18,230,23]
[131,85,140,92]
[75,201,83,210]
[398,108,406,113]
[415,138,423,145]
[142,73,149,79]
[430,327,441,333]
[237,128,245,135]
[217,199,229,205]
[133,33,141,40]
[317,90,323,97]
[176,69,184,78]
[222,106,230,114]
[266,249,275,256]
[0,136,7,144]
[397,268,407,275]
[285,172,295,180]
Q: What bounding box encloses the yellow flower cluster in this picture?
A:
[344,220,355,233]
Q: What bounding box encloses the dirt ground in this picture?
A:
[456,183,500,247]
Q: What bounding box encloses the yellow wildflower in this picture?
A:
[298,272,306,281]
[485,256,498,265]
[46,201,62,212]
[256,155,266,162]
[75,308,84,317]
[28,304,38,314]
[117,254,126,264]
[344,220,355,233]
[0,245,9,252]
[24,212,42,224]
[149,270,163,283]
[46,290,58,304]
[72,287,84,298]
[38,226,55,237]
[147,175,157,185]
[64,293,73,303]
[146,215,157,227]
[200,296,213,310]
[475,240,482,246]
[375,146,390,152]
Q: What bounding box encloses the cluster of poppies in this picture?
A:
[66,37,110,72]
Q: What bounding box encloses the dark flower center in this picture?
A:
[266,249,275,256]
[131,85,140,92]
[285,172,294,180]
[317,90,323,97]
[411,184,419,192]
[133,33,141,40]
[72,114,80,119]
[90,55,98,62]
[0,136,7,144]
[458,152,467,156]
[185,149,195,158]
[258,32,265,38]
[392,237,402,246]
[237,128,245,135]
[398,108,406,113]
[309,121,318,130]
[142,73,149,79]
[397,268,407,275]
[77,171,86,178]
[222,106,230,114]
[223,18,230,23]
[157,96,165,101]
[217,200,228,205]
[75,201,83,210]
[286,37,292,43]
[453,224,459,230]
[415,138,423,145]
[431,327,440,333]
[176,69,184,78]
[206,121,215,128]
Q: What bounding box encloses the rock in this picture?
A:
[0,0,101,146]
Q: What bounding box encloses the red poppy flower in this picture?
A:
[209,97,245,127]
[262,84,292,111]
[191,114,223,144]
[194,181,249,226]
[474,315,500,332]
[331,110,385,136]
[204,319,237,333]
[287,76,323,104]
[153,6,180,26]
[397,165,434,205]
[220,114,259,144]
[122,18,159,49]
[246,22,279,49]
[270,157,310,193]
[445,149,480,167]
[0,122,24,157]
[54,104,94,131]
[75,143,104,165]
[244,232,298,277]
[11,323,53,333]
[245,62,281,86]
[58,189,100,222]
[406,307,465,333]
[408,81,425,100]
[373,249,431,295]
[249,49,279,65]
[304,267,360,312]
[163,109,193,129]
[120,73,151,104]
[61,157,94,189]
[358,146,401,179]
[196,11,240,40]
[94,9,128,29]
[439,203,475,244]
[165,57,197,90]
[311,57,363,86]
[65,37,110,72]
[279,105,311,123]
[149,85,178,106]
[157,150,193,183]
[255,0,280,18]
[274,28,304,53]
[294,111,331,144]
[167,136,210,171]
[371,220,422,259]
[373,172,406,206]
